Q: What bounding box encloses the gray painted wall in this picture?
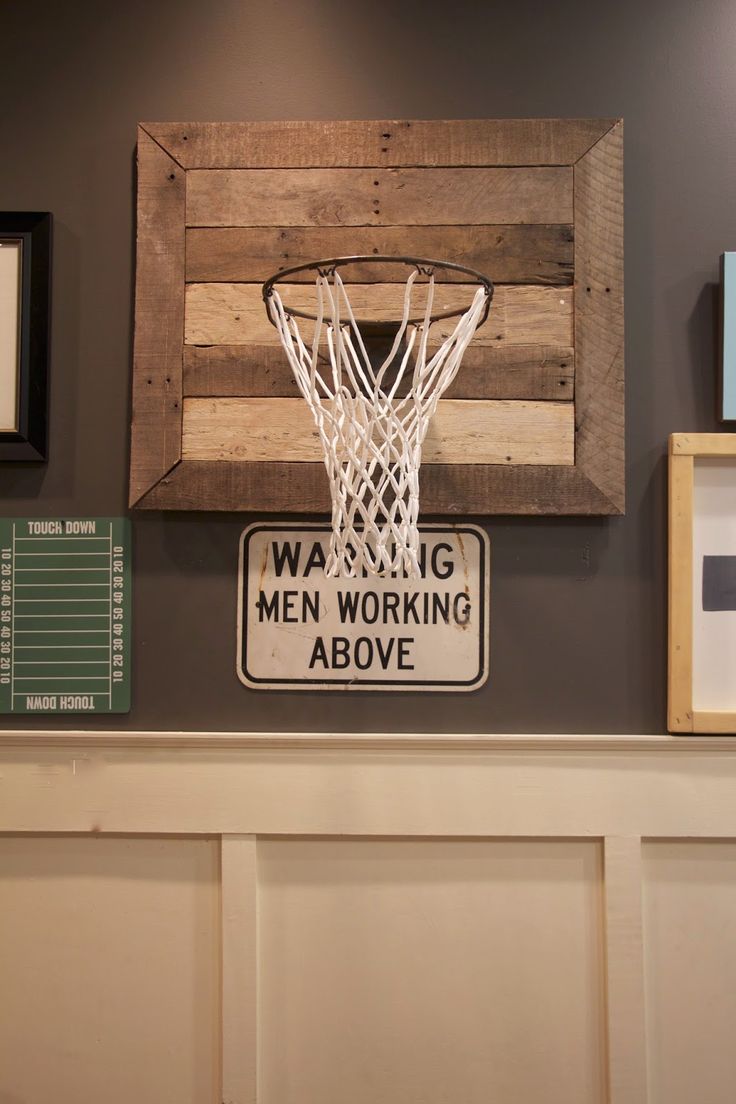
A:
[1,0,733,733]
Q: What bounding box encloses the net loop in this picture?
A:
[266,258,491,578]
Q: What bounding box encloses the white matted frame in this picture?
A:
[669,432,736,733]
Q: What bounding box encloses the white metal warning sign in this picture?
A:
[237,523,489,691]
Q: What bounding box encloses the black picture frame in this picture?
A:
[0,212,51,461]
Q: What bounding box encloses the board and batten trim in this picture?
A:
[4,741,736,1104]
[181,397,575,466]
[603,837,648,1104]
[221,835,258,1104]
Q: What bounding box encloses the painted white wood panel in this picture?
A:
[0,239,20,431]
[692,458,736,710]
[257,838,606,1104]
[643,840,736,1104]
[0,835,220,1104]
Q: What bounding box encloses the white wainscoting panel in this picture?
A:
[0,835,220,1104]
[3,734,736,1103]
[258,838,605,1104]
[642,840,736,1104]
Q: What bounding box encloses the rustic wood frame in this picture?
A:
[669,432,736,733]
[130,119,623,514]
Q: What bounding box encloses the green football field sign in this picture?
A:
[0,518,131,714]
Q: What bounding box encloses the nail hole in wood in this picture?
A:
[168,173,175,180]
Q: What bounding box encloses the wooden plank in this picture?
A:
[692,711,736,733]
[603,837,648,1104]
[185,225,575,286]
[144,118,616,169]
[221,835,258,1104]
[573,122,624,513]
[186,167,573,227]
[181,397,575,466]
[129,128,185,505]
[671,432,736,457]
[668,449,694,732]
[184,283,573,347]
[183,343,575,401]
[137,460,618,514]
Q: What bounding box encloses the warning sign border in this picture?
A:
[237,522,490,692]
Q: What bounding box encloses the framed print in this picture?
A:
[669,433,736,732]
[0,212,51,461]
[721,253,736,421]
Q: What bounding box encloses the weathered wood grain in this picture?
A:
[185,225,575,285]
[183,343,574,401]
[186,167,573,228]
[184,283,573,347]
[129,128,185,506]
[137,460,617,514]
[131,118,624,517]
[181,397,575,466]
[574,121,624,513]
[143,118,616,169]
[668,443,694,733]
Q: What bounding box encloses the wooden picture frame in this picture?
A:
[0,212,51,461]
[669,433,736,732]
[130,119,623,515]
[720,253,736,421]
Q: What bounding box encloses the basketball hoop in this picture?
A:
[262,255,493,578]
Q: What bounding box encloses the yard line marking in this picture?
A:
[15,661,109,666]
[16,583,109,587]
[15,644,110,650]
[15,567,109,572]
[15,552,111,557]
[14,676,110,681]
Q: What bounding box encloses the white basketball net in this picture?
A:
[267,267,489,578]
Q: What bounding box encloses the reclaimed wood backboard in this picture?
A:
[130,119,624,514]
